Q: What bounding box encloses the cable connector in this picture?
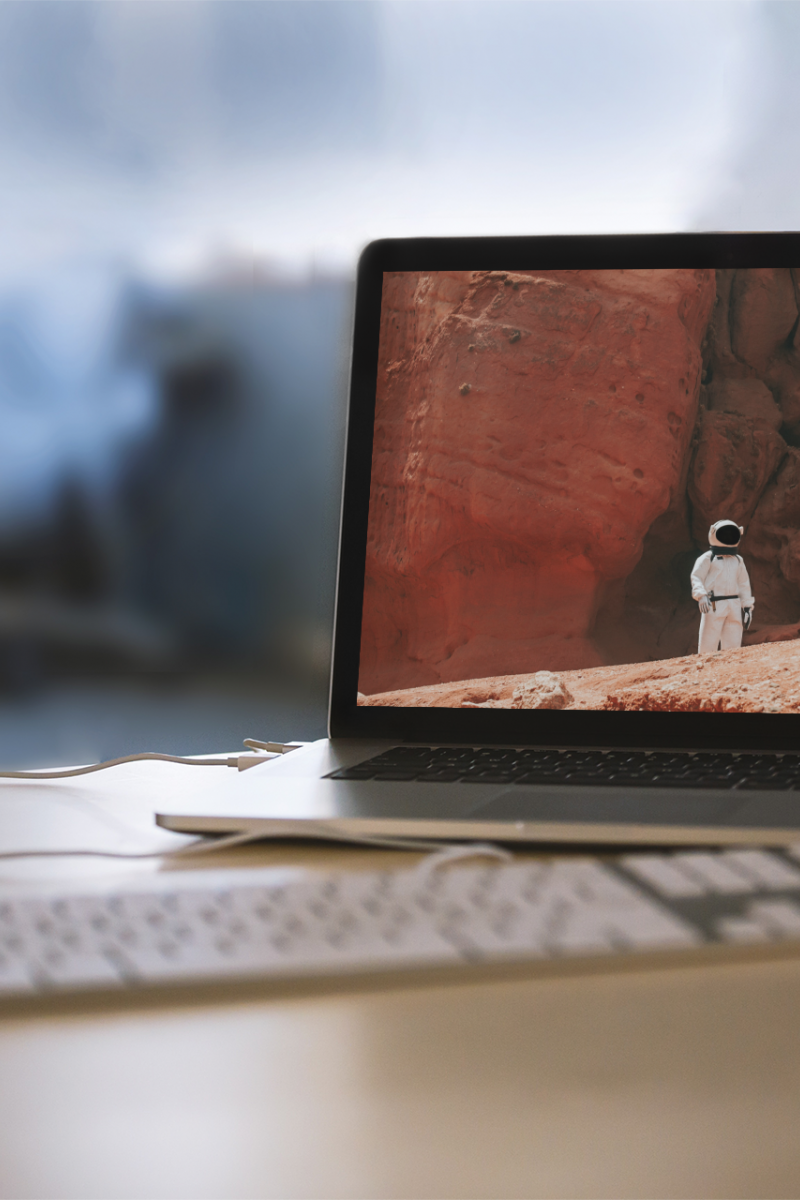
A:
[234,739,308,771]
[233,753,277,771]
[242,739,306,755]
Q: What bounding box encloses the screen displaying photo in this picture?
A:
[358,268,800,714]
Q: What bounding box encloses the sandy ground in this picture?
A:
[358,639,800,714]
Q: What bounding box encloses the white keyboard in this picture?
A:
[3,847,800,997]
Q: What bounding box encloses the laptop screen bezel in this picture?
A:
[329,232,800,751]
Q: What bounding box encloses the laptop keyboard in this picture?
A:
[328,747,800,790]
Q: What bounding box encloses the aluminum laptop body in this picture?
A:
[159,233,800,847]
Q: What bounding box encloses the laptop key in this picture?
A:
[513,773,573,786]
[371,771,421,781]
[460,773,516,784]
[683,777,741,789]
[562,773,613,785]
[643,777,712,789]
[329,768,377,780]
[737,778,796,791]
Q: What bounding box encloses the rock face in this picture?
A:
[699,267,800,626]
[687,409,786,540]
[359,266,800,697]
[707,378,782,428]
[360,269,715,693]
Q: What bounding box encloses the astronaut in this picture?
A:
[690,519,754,654]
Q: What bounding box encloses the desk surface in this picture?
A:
[1,759,799,1199]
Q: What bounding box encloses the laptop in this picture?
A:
[159,232,800,847]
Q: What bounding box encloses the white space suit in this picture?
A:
[690,519,754,654]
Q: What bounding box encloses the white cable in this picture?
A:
[0,846,206,862]
[0,753,235,780]
[0,749,289,780]
[416,842,513,875]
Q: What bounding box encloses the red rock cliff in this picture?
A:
[690,268,800,625]
[360,269,716,694]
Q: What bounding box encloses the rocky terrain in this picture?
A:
[358,639,800,714]
[360,266,800,697]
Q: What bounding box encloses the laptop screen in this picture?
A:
[357,267,799,716]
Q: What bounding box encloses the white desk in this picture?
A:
[1,760,799,1199]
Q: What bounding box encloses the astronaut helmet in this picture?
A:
[708,519,743,548]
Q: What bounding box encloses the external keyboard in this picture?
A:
[3,847,800,997]
[328,747,800,790]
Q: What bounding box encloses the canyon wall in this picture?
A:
[359,267,800,696]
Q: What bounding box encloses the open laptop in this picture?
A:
[159,232,800,847]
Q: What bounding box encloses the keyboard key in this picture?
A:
[513,773,572,786]
[645,776,713,789]
[458,773,512,784]
[674,852,757,894]
[715,916,770,944]
[603,909,700,951]
[721,850,800,890]
[620,856,707,898]
[0,951,34,992]
[682,777,739,790]
[328,769,377,780]
[746,900,800,938]
[737,778,795,791]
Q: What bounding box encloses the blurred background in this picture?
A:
[0,0,797,766]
